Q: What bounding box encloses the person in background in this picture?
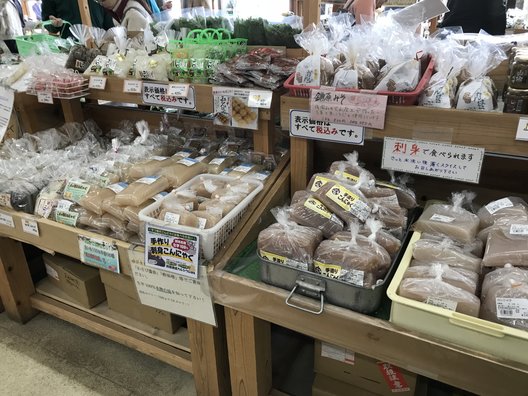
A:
[0,0,25,53]
[344,0,387,24]
[156,0,172,10]
[98,0,153,32]
[32,0,42,20]
[42,0,114,37]
[439,0,506,35]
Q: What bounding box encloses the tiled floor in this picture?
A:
[0,312,196,396]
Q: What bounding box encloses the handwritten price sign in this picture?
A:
[310,89,388,130]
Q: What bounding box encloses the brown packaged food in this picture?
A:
[228,163,263,179]
[328,152,375,183]
[375,179,418,209]
[482,227,528,267]
[126,221,140,234]
[358,218,402,258]
[128,156,176,180]
[212,181,255,202]
[314,181,372,224]
[78,186,116,215]
[158,207,200,227]
[101,213,127,234]
[421,232,484,257]
[398,278,481,317]
[477,197,528,229]
[158,159,207,188]
[78,210,108,233]
[291,190,311,205]
[198,195,239,216]
[290,195,345,238]
[114,176,169,207]
[191,178,226,199]
[403,263,479,295]
[207,156,238,174]
[192,210,223,229]
[412,238,482,273]
[122,192,168,224]
[481,264,528,300]
[101,196,127,221]
[372,204,407,229]
[258,219,323,272]
[162,191,198,212]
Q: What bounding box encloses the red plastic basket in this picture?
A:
[283,56,435,106]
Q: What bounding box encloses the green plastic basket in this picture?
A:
[16,20,70,57]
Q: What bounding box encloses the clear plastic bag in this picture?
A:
[135,53,170,81]
[412,237,482,273]
[477,196,528,229]
[482,227,528,267]
[328,152,375,183]
[359,218,402,258]
[294,23,333,86]
[290,193,345,238]
[404,263,479,295]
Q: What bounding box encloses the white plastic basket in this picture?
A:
[138,174,263,261]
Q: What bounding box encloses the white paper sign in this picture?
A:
[22,218,39,236]
[89,76,107,90]
[37,91,53,104]
[290,110,365,145]
[123,79,143,93]
[129,249,216,326]
[0,86,14,142]
[247,90,273,109]
[142,82,196,109]
[167,83,190,97]
[516,117,528,141]
[0,210,14,228]
[382,137,485,184]
[79,236,120,273]
[321,342,355,365]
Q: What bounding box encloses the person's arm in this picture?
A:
[41,0,60,33]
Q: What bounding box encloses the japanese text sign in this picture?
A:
[145,224,200,278]
[78,236,120,273]
[289,110,364,145]
[310,89,388,130]
[142,82,196,110]
[382,137,485,184]
[377,362,411,393]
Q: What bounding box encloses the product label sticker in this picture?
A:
[209,157,226,166]
[0,210,14,228]
[333,170,359,182]
[89,76,107,90]
[325,184,370,222]
[177,158,198,167]
[35,198,55,219]
[56,199,74,212]
[220,168,232,175]
[486,198,514,214]
[79,235,120,273]
[45,263,60,281]
[167,83,190,97]
[152,192,168,201]
[233,163,253,173]
[63,180,91,202]
[123,79,143,93]
[310,175,333,192]
[37,91,53,104]
[107,182,128,194]
[496,298,528,319]
[321,342,355,365]
[22,218,39,236]
[251,171,271,181]
[425,296,457,311]
[197,217,207,230]
[344,269,364,287]
[54,210,79,227]
[145,224,200,278]
[314,261,342,279]
[164,212,181,224]
[0,193,12,208]
[510,224,528,236]
[136,176,159,185]
[175,150,193,158]
[377,362,411,393]
[259,250,308,271]
[430,214,455,223]
[195,156,207,162]
[151,156,168,161]
[304,197,333,220]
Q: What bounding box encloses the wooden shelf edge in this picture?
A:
[30,293,193,373]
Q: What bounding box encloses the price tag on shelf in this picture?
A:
[247,90,273,109]
[78,235,120,273]
[516,117,528,141]
[22,218,39,236]
[37,92,53,104]
[0,210,14,228]
[123,79,142,93]
[89,76,107,90]
[167,83,190,97]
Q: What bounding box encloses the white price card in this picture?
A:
[248,90,273,109]
[144,224,200,278]
[0,210,14,228]
[37,92,53,104]
[89,76,107,90]
[22,218,39,236]
[289,110,364,145]
[516,117,528,141]
[382,137,485,184]
[0,86,14,142]
[167,83,190,97]
[123,79,142,93]
[321,342,355,365]
[78,235,120,273]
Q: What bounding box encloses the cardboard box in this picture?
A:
[313,374,378,396]
[104,285,184,334]
[43,253,106,309]
[99,269,138,300]
[314,341,417,396]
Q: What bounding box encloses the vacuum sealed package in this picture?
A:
[293,23,333,86]
[477,197,528,229]
[290,194,345,238]
[482,227,528,267]
[101,196,127,221]
[258,208,323,271]
[207,156,238,174]
[227,163,263,179]
[78,210,108,233]
[404,263,479,295]
[412,238,482,273]
[114,176,169,207]
[398,277,481,317]
[78,182,128,215]
[158,158,207,187]
[101,213,127,234]
[128,156,175,180]
[328,152,375,184]
[413,192,479,243]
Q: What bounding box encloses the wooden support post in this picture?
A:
[0,238,37,323]
[61,99,84,124]
[303,0,321,26]
[254,119,275,154]
[290,137,313,194]
[225,308,272,396]
[187,307,231,396]
[77,0,93,26]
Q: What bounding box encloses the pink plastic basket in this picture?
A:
[284,56,435,106]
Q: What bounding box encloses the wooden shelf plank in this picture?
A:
[36,278,190,352]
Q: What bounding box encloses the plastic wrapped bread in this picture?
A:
[403,263,479,295]
[114,176,169,207]
[477,197,528,229]
[191,178,226,199]
[328,152,375,184]
[207,156,238,174]
[290,195,345,238]
[412,238,482,273]
[128,156,176,180]
[257,208,323,271]
[79,182,128,215]
[482,228,528,267]
[159,159,207,188]
[158,207,200,227]
[398,278,481,317]
[413,192,479,243]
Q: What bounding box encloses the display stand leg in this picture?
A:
[303,0,321,26]
[0,238,37,323]
[61,99,84,124]
[187,307,231,396]
[254,119,275,154]
[290,137,313,194]
[225,308,272,396]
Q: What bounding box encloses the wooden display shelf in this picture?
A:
[35,278,192,371]
[209,160,528,396]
